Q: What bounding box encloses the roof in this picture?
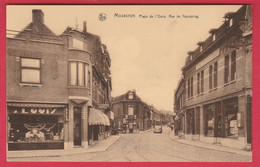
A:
[113,90,142,102]
[16,22,62,42]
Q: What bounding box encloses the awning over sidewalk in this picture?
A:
[89,108,110,126]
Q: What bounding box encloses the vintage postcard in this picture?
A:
[2,3,255,166]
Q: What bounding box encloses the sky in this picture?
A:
[6,5,242,112]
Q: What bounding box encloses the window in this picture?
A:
[200,46,203,52]
[188,79,190,98]
[229,19,233,27]
[69,62,89,87]
[231,51,236,81]
[128,106,134,115]
[214,62,218,88]
[72,38,83,50]
[197,73,200,95]
[209,65,213,90]
[7,106,65,150]
[201,70,204,93]
[191,77,193,97]
[21,58,41,83]
[224,55,229,83]
[128,92,133,99]
[213,34,216,41]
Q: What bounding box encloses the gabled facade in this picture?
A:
[6,9,112,151]
[112,90,153,133]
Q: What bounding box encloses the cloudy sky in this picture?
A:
[6,5,242,111]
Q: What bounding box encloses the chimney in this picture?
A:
[32,9,44,24]
[83,21,87,35]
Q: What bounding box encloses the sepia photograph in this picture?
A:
[4,4,253,164]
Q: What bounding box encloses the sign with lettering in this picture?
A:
[8,107,64,115]
[97,104,109,109]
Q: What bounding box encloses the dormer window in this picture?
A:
[229,18,233,27]
[200,46,203,52]
[73,38,83,50]
[213,34,216,41]
[128,92,133,99]
[101,45,105,54]
[190,55,193,61]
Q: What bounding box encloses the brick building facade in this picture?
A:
[112,90,153,133]
[6,9,112,151]
[174,5,252,150]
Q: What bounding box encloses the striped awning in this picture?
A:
[7,103,67,108]
[89,108,110,126]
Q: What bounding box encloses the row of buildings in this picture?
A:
[112,90,172,133]
[173,5,252,150]
[7,9,113,151]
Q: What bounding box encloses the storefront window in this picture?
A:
[224,99,238,138]
[7,106,65,150]
[204,105,214,137]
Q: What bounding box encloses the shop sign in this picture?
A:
[97,104,109,109]
[9,107,64,115]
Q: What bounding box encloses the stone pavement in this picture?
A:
[168,130,252,156]
[7,135,121,159]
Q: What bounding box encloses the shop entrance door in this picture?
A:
[74,107,81,146]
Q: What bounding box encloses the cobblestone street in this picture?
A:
[8,127,252,162]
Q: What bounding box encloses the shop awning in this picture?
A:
[89,108,110,126]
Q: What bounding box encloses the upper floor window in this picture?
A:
[128,105,134,115]
[201,70,204,93]
[212,34,216,41]
[214,62,218,88]
[200,46,203,52]
[190,77,193,97]
[69,61,89,87]
[209,65,213,90]
[197,73,200,95]
[229,19,233,27]
[188,79,190,98]
[21,58,41,83]
[128,92,133,99]
[224,55,229,83]
[231,51,236,81]
[72,38,83,50]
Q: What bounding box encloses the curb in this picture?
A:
[168,133,252,156]
[7,136,121,159]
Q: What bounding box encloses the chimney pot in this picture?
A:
[32,9,44,24]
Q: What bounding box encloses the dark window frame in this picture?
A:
[231,51,236,81]
[214,62,218,88]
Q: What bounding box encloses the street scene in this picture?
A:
[5,4,252,163]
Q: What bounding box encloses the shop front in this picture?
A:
[7,103,67,151]
[88,108,110,145]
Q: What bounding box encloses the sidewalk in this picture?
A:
[168,130,252,156]
[7,135,121,159]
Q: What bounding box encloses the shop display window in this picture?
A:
[8,108,64,144]
[224,104,238,138]
[204,106,214,137]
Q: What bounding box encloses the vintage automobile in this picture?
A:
[154,125,163,133]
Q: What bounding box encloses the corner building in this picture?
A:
[174,5,252,150]
[6,9,112,151]
[112,90,153,133]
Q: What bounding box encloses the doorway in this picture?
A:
[74,107,81,146]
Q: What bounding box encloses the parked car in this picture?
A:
[154,126,162,133]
